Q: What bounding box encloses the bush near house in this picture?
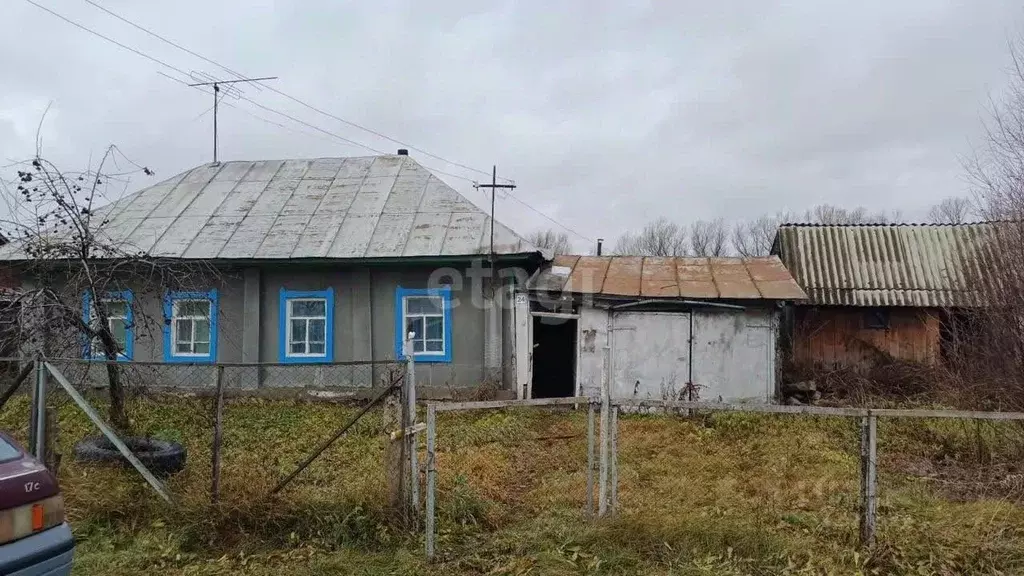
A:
[2,395,1024,575]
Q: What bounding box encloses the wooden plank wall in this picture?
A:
[792,307,941,369]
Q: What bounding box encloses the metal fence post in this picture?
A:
[28,360,38,456]
[859,412,877,547]
[406,335,419,517]
[424,404,437,560]
[33,357,47,459]
[586,401,596,517]
[610,405,619,515]
[210,365,225,504]
[598,383,610,517]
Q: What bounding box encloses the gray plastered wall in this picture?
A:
[27,260,534,394]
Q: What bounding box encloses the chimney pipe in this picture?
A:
[597,238,604,256]
[397,149,409,156]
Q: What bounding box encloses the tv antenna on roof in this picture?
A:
[188,73,278,164]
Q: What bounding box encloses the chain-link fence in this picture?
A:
[0,356,411,528]
[43,357,401,395]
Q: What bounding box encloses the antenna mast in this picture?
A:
[188,75,278,163]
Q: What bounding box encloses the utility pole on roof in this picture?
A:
[188,75,278,164]
[474,166,517,269]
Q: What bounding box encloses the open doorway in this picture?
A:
[531,315,577,398]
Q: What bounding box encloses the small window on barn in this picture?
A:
[278,288,334,363]
[863,308,890,330]
[395,286,452,363]
[163,290,218,363]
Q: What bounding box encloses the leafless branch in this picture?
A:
[614,218,688,256]
[0,147,217,431]
[689,219,729,257]
[928,197,975,224]
[525,229,572,255]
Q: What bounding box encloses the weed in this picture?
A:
[4,394,1024,574]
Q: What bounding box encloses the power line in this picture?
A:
[504,194,593,243]
[24,0,190,77]
[25,0,591,242]
[22,0,388,156]
[81,0,512,184]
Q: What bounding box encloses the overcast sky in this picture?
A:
[2,1,1022,252]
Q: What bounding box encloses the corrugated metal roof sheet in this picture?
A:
[772,223,996,307]
[0,155,542,261]
[528,255,806,300]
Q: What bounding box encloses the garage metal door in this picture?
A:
[610,312,691,401]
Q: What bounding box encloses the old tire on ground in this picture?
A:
[74,436,187,476]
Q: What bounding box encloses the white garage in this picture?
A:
[520,255,806,403]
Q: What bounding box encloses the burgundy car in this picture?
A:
[0,432,73,575]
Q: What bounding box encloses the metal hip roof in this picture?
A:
[0,155,543,262]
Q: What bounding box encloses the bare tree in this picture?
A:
[731,212,800,257]
[807,204,892,225]
[614,217,688,256]
[731,205,903,257]
[945,35,1024,407]
[0,149,218,431]
[526,229,572,255]
[689,219,729,257]
[928,197,974,224]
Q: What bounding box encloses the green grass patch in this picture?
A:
[3,396,1024,574]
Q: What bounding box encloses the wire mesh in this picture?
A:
[41,358,402,395]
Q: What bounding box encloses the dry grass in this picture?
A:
[3,394,1024,575]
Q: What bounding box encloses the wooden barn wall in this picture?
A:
[791,307,941,369]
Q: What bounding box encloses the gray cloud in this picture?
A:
[1,0,1021,253]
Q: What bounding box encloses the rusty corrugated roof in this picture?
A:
[528,255,806,300]
[772,223,997,307]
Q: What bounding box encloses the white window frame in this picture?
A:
[89,298,129,357]
[404,295,446,357]
[170,299,212,357]
[286,298,328,357]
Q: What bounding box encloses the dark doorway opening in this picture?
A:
[531,315,576,398]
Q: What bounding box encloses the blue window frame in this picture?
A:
[82,289,134,361]
[279,288,334,363]
[394,286,452,363]
[163,290,218,363]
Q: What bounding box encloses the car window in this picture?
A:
[0,437,21,462]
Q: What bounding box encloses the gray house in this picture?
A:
[6,153,547,393]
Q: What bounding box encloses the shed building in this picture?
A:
[772,223,993,369]
[522,255,806,403]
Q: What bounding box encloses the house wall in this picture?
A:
[577,304,778,403]
[127,272,248,363]
[791,306,940,369]
[33,260,531,394]
[257,263,497,390]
